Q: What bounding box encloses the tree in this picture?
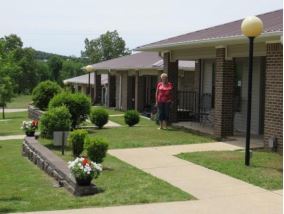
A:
[0,75,14,119]
[0,34,23,53]
[60,59,84,81]
[48,55,63,83]
[81,30,131,63]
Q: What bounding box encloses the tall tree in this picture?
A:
[48,55,63,83]
[0,75,14,119]
[81,30,131,63]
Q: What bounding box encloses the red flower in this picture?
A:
[32,120,38,127]
[82,158,88,166]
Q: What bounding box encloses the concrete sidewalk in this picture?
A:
[0,135,25,141]
[108,142,282,213]
[5,108,27,112]
[23,142,282,214]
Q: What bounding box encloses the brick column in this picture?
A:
[163,52,178,122]
[214,47,234,137]
[107,75,116,107]
[264,43,283,153]
[94,73,102,104]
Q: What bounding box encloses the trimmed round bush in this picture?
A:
[86,137,108,163]
[90,108,109,129]
[67,129,89,157]
[40,106,71,138]
[124,110,140,127]
[32,80,62,110]
[48,92,91,129]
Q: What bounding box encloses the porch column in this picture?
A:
[264,42,283,153]
[214,47,234,137]
[135,72,144,112]
[94,72,102,104]
[107,74,116,107]
[163,52,178,122]
[120,72,128,111]
[194,59,202,116]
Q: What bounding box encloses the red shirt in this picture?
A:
[156,82,173,103]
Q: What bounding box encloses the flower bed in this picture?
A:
[22,137,98,196]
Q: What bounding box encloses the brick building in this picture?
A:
[135,9,283,153]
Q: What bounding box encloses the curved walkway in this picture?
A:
[25,142,282,214]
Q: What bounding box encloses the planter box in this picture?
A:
[22,137,98,196]
[53,131,69,147]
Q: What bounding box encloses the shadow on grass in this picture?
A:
[0,208,17,213]
[252,164,283,173]
[44,143,72,153]
[0,196,22,213]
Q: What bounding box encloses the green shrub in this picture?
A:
[40,106,71,138]
[67,129,89,157]
[86,137,108,163]
[90,108,109,129]
[48,92,91,129]
[32,81,62,110]
[124,110,140,127]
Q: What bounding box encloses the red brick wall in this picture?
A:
[163,52,178,122]
[214,48,234,137]
[264,43,283,153]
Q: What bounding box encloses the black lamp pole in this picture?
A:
[245,36,255,166]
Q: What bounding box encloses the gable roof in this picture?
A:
[90,52,162,70]
[89,52,194,71]
[63,73,95,85]
[136,9,282,51]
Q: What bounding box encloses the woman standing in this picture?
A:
[155,73,173,130]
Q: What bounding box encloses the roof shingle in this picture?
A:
[137,9,283,50]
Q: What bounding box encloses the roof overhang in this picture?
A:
[135,31,282,52]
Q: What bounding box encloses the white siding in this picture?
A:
[234,58,262,134]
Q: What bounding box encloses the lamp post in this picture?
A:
[85,65,95,96]
[241,16,263,166]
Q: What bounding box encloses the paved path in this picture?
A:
[5,108,27,113]
[0,135,25,141]
[108,142,282,213]
[24,142,282,214]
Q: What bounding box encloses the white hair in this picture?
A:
[160,73,168,79]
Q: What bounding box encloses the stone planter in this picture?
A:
[25,131,35,137]
[53,131,69,146]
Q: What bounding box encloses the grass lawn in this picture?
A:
[177,150,283,190]
[0,140,193,213]
[7,95,32,109]
[92,106,124,115]
[88,125,212,149]
[108,115,154,126]
[0,112,28,136]
[81,113,213,149]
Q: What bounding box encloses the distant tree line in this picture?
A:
[0,34,86,95]
[0,30,130,113]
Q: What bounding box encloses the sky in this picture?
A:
[0,0,282,57]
